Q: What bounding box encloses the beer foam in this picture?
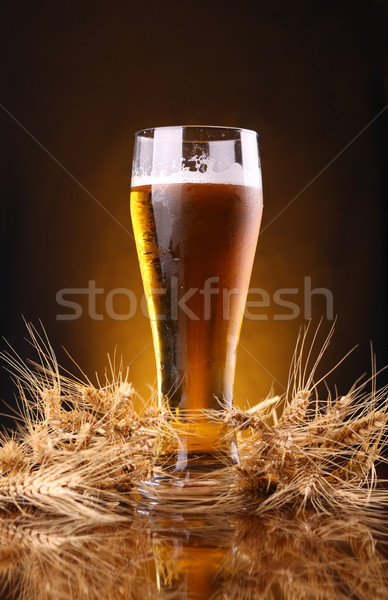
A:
[131,158,262,189]
[132,128,262,189]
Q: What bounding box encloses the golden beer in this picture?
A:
[131,181,262,467]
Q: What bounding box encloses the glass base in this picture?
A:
[137,453,238,509]
[136,415,240,509]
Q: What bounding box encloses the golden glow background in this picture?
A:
[0,1,387,425]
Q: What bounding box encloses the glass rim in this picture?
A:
[134,125,259,139]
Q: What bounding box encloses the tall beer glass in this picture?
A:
[130,126,263,488]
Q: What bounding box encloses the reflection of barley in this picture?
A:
[0,520,68,551]
[3,509,382,600]
[0,516,155,600]
[220,509,388,600]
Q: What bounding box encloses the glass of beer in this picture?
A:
[130,126,263,494]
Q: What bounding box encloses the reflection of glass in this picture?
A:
[152,513,234,598]
[130,126,263,482]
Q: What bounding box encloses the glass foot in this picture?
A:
[137,462,238,509]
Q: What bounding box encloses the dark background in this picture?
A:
[0,0,387,429]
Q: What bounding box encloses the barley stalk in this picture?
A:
[278,389,310,425]
[323,411,387,448]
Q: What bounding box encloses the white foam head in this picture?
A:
[131,127,262,189]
